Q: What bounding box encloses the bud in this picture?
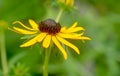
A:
[57,0,74,7]
[57,0,74,10]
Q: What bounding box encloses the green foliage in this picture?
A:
[0,0,46,23]
[0,0,120,76]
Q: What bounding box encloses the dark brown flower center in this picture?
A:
[38,19,61,35]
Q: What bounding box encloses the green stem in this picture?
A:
[43,46,52,76]
[0,29,8,76]
[56,9,64,22]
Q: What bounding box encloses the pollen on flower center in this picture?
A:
[39,19,61,35]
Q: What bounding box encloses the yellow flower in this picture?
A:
[10,19,90,59]
[57,0,74,7]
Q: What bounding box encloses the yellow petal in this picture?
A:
[67,27,85,33]
[52,36,67,60]
[82,37,91,40]
[61,27,66,30]
[29,19,38,30]
[63,32,84,39]
[8,27,22,34]
[37,33,47,42]
[57,36,80,54]
[20,34,42,47]
[69,0,74,6]
[66,0,74,7]
[42,35,51,48]
[13,27,37,34]
[61,23,85,33]
[13,21,33,30]
[76,36,91,40]
[67,22,78,31]
[58,33,82,38]
[60,27,67,32]
[66,0,70,5]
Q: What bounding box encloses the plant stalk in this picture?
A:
[0,29,8,76]
[43,46,51,76]
[56,9,64,22]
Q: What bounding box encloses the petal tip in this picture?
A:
[78,51,80,54]
[85,37,91,40]
[28,19,35,23]
[43,45,48,48]
[20,44,27,47]
[75,22,78,24]
[64,55,67,60]
[76,49,80,54]
[88,37,91,40]
[20,45,23,47]
[28,19,32,21]
[13,21,17,24]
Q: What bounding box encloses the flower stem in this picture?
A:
[56,9,64,22]
[43,46,52,76]
[0,29,9,76]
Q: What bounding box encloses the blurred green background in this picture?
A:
[0,0,120,76]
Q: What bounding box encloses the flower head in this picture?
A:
[57,0,74,7]
[10,19,90,59]
[56,0,74,10]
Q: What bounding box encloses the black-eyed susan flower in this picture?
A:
[10,19,90,60]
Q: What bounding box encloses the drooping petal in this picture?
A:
[57,33,83,39]
[42,35,51,48]
[20,34,42,47]
[13,21,33,30]
[37,33,47,42]
[52,36,67,60]
[29,19,39,30]
[13,27,37,34]
[20,34,37,39]
[8,27,22,34]
[57,36,80,54]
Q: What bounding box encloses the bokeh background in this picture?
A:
[0,0,120,76]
